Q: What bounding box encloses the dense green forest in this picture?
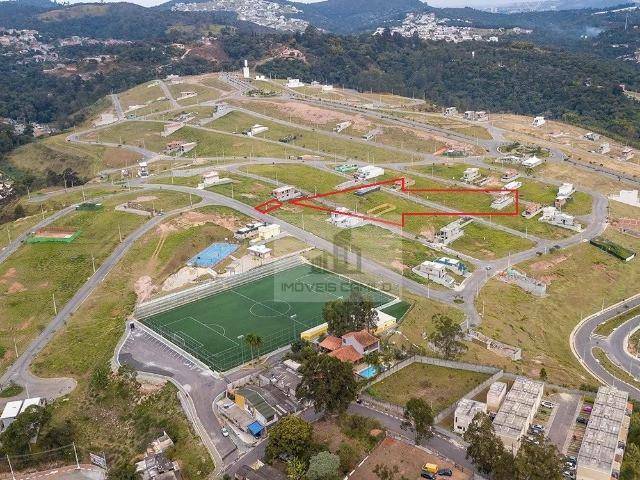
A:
[0,1,269,41]
[0,43,213,126]
[243,29,640,147]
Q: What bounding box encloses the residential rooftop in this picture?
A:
[577,386,630,475]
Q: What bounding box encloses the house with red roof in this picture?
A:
[318,330,380,364]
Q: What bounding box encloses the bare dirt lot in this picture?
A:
[351,437,471,480]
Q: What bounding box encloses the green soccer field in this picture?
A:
[142,263,395,371]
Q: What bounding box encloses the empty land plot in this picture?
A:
[209,110,417,163]
[7,133,142,178]
[476,229,640,387]
[383,110,493,140]
[30,207,246,477]
[84,121,293,159]
[168,83,219,106]
[450,223,535,259]
[206,174,449,284]
[141,263,394,371]
[406,169,576,239]
[197,75,235,92]
[232,98,374,134]
[118,81,165,111]
[352,437,471,480]
[367,362,490,412]
[0,190,193,374]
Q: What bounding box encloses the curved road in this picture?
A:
[0,199,210,400]
[571,295,640,399]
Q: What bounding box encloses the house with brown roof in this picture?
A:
[319,330,380,364]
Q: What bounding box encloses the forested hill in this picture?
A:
[239,30,640,147]
[0,2,269,41]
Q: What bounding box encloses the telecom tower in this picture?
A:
[242,60,250,79]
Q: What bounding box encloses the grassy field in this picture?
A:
[31,206,251,476]
[7,134,142,179]
[168,82,220,107]
[383,110,493,141]
[209,110,417,164]
[0,190,193,374]
[594,305,640,336]
[393,293,465,347]
[476,228,640,387]
[408,167,579,239]
[592,347,640,390]
[451,223,535,259]
[118,81,165,110]
[366,363,490,412]
[0,185,127,250]
[234,99,449,155]
[82,121,296,159]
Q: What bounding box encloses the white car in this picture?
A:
[221,427,229,437]
[541,400,555,409]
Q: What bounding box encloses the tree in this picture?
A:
[13,204,25,219]
[539,367,548,381]
[307,451,341,480]
[286,457,307,480]
[621,443,640,480]
[296,354,358,414]
[265,415,313,462]
[244,333,263,362]
[323,299,351,337]
[514,436,564,480]
[428,314,467,360]
[403,397,434,444]
[324,290,377,336]
[0,405,51,456]
[463,412,505,475]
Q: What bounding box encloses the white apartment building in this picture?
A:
[493,377,544,454]
[454,399,487,434]
[577,387,631,480]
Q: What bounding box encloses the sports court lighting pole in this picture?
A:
[238,335,245,364]
[291,314,297,339]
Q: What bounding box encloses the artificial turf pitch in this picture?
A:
[142,263,394,371]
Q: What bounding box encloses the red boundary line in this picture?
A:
[254,176,519,227]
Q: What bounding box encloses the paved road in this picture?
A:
[571,294,640,399]
[110,93,124,121]
[0,200,209,401]
[157,79,180,110]
[0,205,76,265]
[117,327,234,474]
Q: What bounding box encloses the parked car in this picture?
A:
[221,427,229,437]
[420,473,436,480]
[437,468,453,476]
[577,416,589,425]
[582,405,592,413]
[541,400,555,409]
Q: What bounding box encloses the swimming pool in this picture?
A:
[187,242,238,268]
[357,365,378,379]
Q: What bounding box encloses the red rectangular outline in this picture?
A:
[256,176,519,227]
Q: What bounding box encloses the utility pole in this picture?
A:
[91,254,96,274]
[73,442,80,469]
[52,293,57,315]
[118,223,122,242]
[7,455,15,480]
[6,226,10,244]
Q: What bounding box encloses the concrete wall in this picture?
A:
[361,356,503,424]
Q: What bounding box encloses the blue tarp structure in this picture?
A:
[187,242,238,268]
[247,421,264,437]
